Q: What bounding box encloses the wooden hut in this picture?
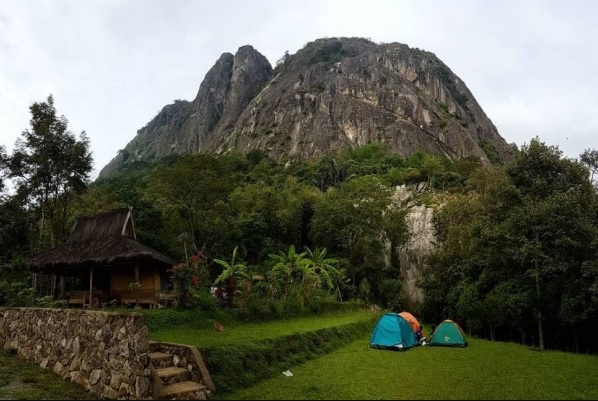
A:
[30,207,176,308]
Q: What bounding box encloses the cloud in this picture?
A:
[1,0,597,178]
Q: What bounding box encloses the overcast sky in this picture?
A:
[1,0,597,180]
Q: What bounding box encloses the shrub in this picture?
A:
[0,281,35,307]
[170,255,212,309]
[479,140,501,164]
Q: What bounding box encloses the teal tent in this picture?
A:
[369,312,418,350]
[429,319,468,347]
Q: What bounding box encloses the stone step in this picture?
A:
[156,366,190,385]
[149,351,173,368]
[159,381,207,400]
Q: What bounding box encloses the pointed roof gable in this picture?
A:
[30,207,175,270]
[69,207,135,242]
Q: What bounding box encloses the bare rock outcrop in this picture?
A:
[99,37,513,178]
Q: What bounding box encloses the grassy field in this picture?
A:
[222,337,598,400]
[2,309,598,400]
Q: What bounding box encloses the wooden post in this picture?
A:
[135,264,140,308]
[58,276,64,299]
[88,267,93,308]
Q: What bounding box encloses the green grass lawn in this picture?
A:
[222,337,598,400]
[3,308,598,400]
[148,309,378,347]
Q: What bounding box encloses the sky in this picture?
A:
[1,0,597,180]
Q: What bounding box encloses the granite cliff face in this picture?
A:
[99,37,513,177]
[99,45,272,177]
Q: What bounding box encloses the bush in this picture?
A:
[170,256,212,309]
[141,308,236,331]
[34,295,67,308]
[479,140,501,164]
[0,281,35,307]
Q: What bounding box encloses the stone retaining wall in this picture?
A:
[0,307,152,399]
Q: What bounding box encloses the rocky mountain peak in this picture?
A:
[98,37,513,178]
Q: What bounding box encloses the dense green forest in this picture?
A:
[2,95,598,353]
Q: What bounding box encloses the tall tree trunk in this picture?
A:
[535,261,545,350]
[532,190,545,350]
[39,209,45,246]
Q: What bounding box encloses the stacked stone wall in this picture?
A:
[0,307,152,399]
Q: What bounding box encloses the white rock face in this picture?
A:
[398,204,435,306]
[393,185,437,308]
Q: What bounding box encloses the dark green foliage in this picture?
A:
[0,254,30,282]
[0,195,33,265]
[0,100,505,312]
[379,278,403,310]
[0,145,7,195]
[81,162,170,256]
[142,308,236,330]
[479,140,501,165]
[422,138,598,352]
[0,281,35,306]
[308,40,348,66]
[141,300,364,331]
[9,95,93,248]
[79,143,479,307]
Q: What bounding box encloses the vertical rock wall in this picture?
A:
[394,185,437,311]
[398,204,435,309]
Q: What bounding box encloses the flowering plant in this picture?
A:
[169,251,212,308]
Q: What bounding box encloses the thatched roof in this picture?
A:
[70,207,136,242]
[30,207,176,271]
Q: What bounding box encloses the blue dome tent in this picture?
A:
[369,312,418,351]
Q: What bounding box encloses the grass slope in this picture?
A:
[147,310,378,346]
[148,310,380,394]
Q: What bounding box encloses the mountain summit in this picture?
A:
[99,37,513,177]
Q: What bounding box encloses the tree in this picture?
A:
[228,176,321,264]
[310,176,409,301]
[423,138,598,350]
[580,148,598,189]
[144,154,237,253]
[0,145,7,196]
[0,194,34,264]
[9,95,92,247]
[504,138,595,349]
[275,50,290,67]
